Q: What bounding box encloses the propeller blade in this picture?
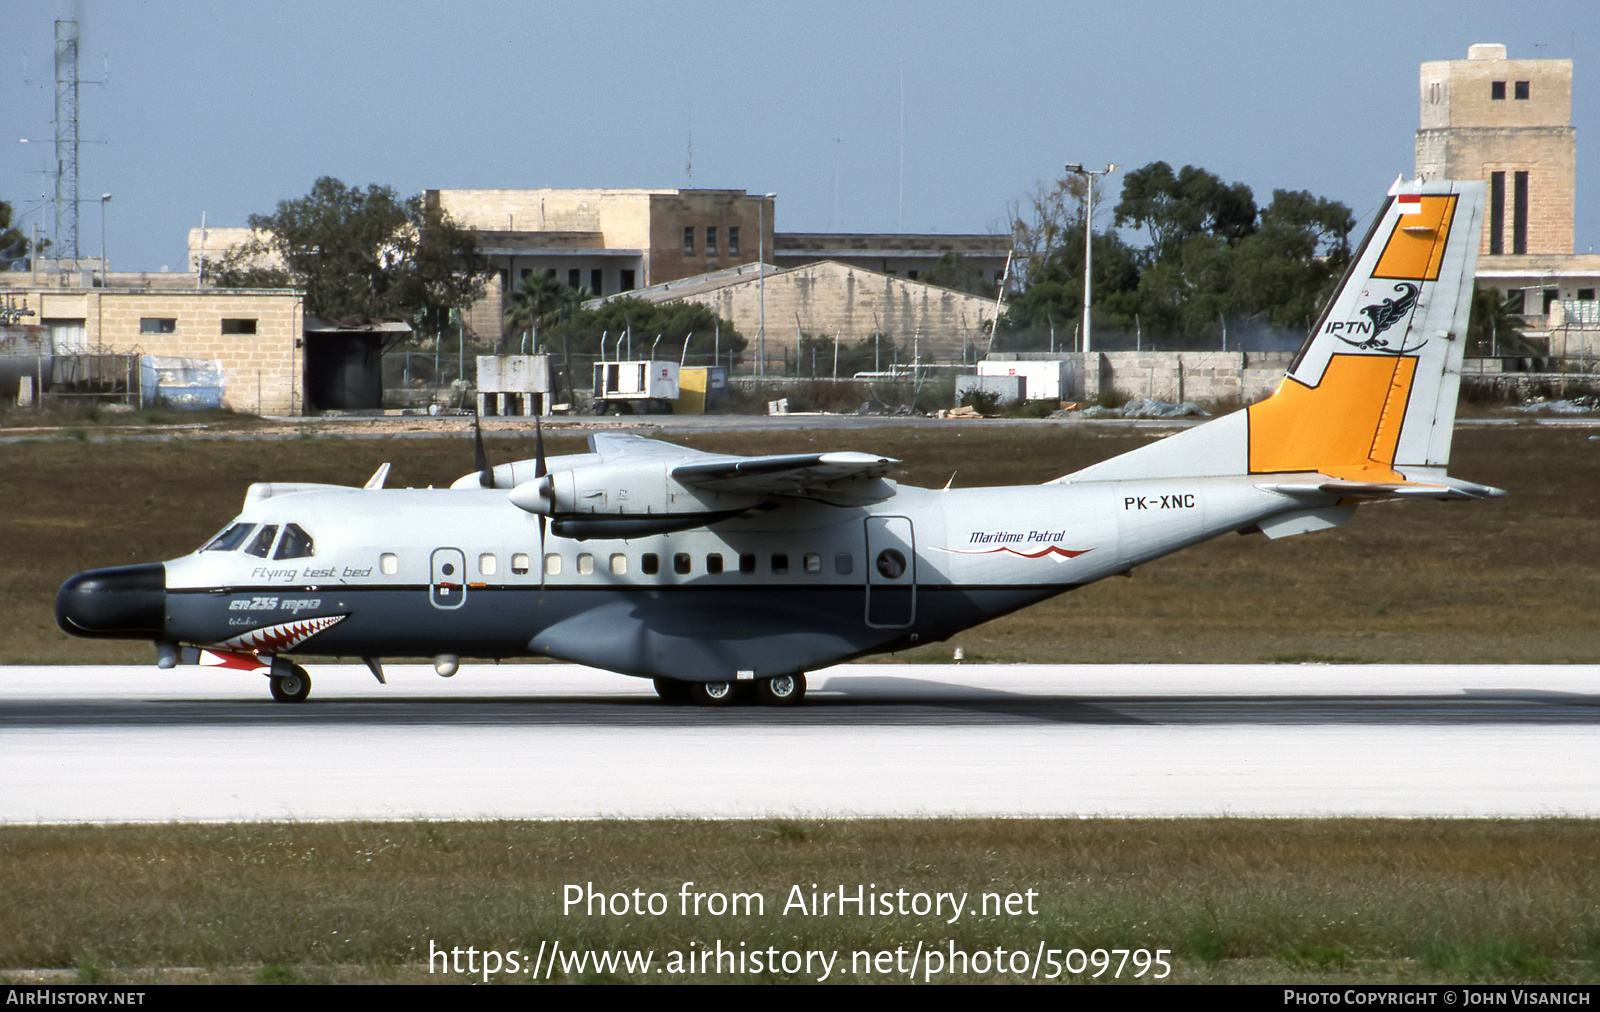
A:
[474,410,493,488]
[534,413,548,479]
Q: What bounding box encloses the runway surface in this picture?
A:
[3,663,1597,822]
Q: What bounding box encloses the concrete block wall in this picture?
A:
[19,288,303,414]
[1088,351,1294,404]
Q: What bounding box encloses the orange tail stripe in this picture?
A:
[1248,354,1418,480]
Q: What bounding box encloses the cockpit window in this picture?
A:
[202,523,255,553]
[244,524,280,558]
[274,523,314,560]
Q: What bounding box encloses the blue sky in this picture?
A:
[3,0,1595,271]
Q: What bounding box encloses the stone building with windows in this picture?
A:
[1416,44,1600,351]
[0,272,305,414]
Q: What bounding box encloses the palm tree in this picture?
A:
[504,273,593,352]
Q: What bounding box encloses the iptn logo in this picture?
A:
[1324,282,1422,353]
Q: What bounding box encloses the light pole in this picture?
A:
[1063,163,1118,355]
[99,193,111,285]
[756,193,776,378]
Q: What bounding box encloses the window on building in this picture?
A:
[1578,289,1596,301]
[1428,81,1442,104]
[591,269,603,294]
[1489,172,1506,256]
[520,268,532,280]
[500,270,511,290]
[907,270,919,280]
[545,268,556,278]
[139,317,176,335]
[642,553,659,575]
[684,227,695,255]
[221,318,257,335]
[1513,171,1529,255]
[1506,289,1526,314]
[706,227,717,255]
[1543,289,1559,315]
[568,269,580,288]
[728,227,740,255]
[620,269,635,291]
[1491,80,1506,100]
[1514,80,1530,100]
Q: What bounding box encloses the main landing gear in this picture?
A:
[269,663,312,703]
[654,673,807,707]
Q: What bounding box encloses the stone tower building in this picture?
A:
[1415,43,1576,256]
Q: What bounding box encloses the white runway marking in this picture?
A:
[3,663,1596,822]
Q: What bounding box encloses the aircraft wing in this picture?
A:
[673,451,900,504]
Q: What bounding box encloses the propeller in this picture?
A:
[474,410,493,489]
[535,413,548,593]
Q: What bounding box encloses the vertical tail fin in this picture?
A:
[1060,178,1486,485]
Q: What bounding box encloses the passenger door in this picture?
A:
[430,548,467,610]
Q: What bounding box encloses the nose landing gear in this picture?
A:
[269,663,312,703]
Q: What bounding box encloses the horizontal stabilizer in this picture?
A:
[1262,476,1507,501]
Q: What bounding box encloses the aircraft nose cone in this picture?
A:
[56,563,167,639]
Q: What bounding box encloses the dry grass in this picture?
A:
[2,422,1595,665]
[0,819,1595,983]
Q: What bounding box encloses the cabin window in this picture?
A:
[512,553,530,575]
[380,553,398,575]
[804,553,821,573]
[202,522,254,552]
[739,553,756,574]
[706,553,723,574]
[876,549,907,579]
[577,553,595,575]
[478,553,497,576]
[244,524,279,558]
[834,552,853,575]
[771,553,789,574]
[674,553,692,575]
[543,554,561,576]
[610,553,628,575]
[642,553,660,575]
[274,523,314,560]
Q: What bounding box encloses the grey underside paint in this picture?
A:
[166,583,1073,681]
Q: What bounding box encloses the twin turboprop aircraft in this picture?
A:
[57,178,1503,705]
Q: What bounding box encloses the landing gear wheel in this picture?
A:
[269,665,311,703]
[756,672,806,706]
[653,678,692,704]
[691,680,742,706]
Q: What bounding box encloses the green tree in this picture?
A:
[919,252,995,298]
[204,178,490,340]
[542,296,745,365]
[0,198,46,268]
[504,271,590,348]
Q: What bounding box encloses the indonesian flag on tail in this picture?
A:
[1389,174,1425,213]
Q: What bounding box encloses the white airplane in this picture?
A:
[57,178,1502,705]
